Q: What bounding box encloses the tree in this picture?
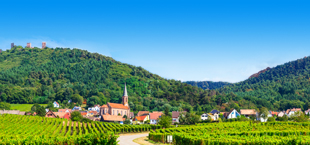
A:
[144,120,150,124]
[124,119,131,124]
[260,107,269,121]
[71,111,83,121]
[36,106,46,117]
[0,102,10,110]
[71,94,83,105]
[164,106,170,117]
[267,117,275,122]
[158,115,172,128]
[123,115,128,119]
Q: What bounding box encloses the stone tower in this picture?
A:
[11,43,14,48]
[26,43,31,48]
[42,42,46,49]
[122,83,129,106]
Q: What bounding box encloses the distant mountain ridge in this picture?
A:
[248,67,271,79]
[184,81,231,90]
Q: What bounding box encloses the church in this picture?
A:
[100,83,131,122]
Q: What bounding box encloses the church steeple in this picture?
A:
[122,83,129,106]
[123,83,128,97]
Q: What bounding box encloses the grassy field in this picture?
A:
[10,104,47,112]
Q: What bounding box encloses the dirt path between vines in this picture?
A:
[118,133,150,145]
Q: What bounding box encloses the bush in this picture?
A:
[267,117,275,122]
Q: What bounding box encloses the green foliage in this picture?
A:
[185,81,231,90]
[71,111,83,121]
[158,115,172,128]
[260,107,269,120]
[124,119,131,124]
[179,112,200,125]
[0,102,10,110]
[267,117,275,122]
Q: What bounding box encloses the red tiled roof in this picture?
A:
[101,115,124,122]
[137,111,149,116]
[134,115,147,121]
[149,112,163,120]
[54,112,67,118]
[108,103,129,109]
[81,112,87,116]
[286,108,302,114]
[88,111,98,114]
[270,111,278,115]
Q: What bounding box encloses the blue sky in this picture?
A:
[0,0,309,83]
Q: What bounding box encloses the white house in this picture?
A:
[149,112,163,125]
[72,106,81,111]
[53,101,60,108]
[88,105,100,113]
[201,113,209,121]
[225,109,240,119]
[305,109,310,116]
[258,112,273,122]
[286,108,302,117]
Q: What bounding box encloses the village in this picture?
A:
[1,83,310,125]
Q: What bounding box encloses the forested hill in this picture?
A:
[219,56,310,111]
[0,46,214,113]
[184,81,231,90]
[0,46,309,113]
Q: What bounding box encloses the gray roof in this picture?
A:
[123,83,128,96]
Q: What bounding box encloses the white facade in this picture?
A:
[88,106,100,112]
[53,101,60,108]
[227,109,240,119]
[150,119,157,124]
[201,113,208,121]
[259,113,273,122]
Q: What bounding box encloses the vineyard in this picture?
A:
[0,114,161,144]
[149,122,310,145]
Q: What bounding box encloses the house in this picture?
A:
[0,110,25,115]
[99,83,131,122]
[201,113,209,121]
[72,106,81,111]
[210,109,220,114]
[277,111,285,117]
[88,105,100,113]
[305,109,310,116]
[286,108,302,117]
[258,112,273,122]
[224,109,240,119]
[137,111,149,116]
[133,115,149,125]
[209,110,220,120]
[149,112,163,124]
[172,111,187,123]
[83,99,87,105]
[87,111,98,117]
[240,109,257,118]
[130,112,135,119]
[80,111,87,117]
[270,111,278,117]
[58,109,72,113]
[53,101,60,108]
[45,110,57,118]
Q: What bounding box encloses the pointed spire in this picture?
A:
[123,83,128,96]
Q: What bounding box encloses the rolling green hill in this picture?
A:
[0,46,309,113]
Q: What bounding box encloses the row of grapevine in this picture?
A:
[149,122,310,144]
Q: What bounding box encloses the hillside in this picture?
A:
[184,81,231,90]
[0,46,212,113]
[0,46,309,113]
[219,56,310,111]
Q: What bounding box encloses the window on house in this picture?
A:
[113,110,115,115]
[117,110,119,115]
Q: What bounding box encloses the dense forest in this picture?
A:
[185,81,231,90]
[0,46,309,114]
[219,56,310,111]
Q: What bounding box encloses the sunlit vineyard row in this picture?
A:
[149,122,310,145]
